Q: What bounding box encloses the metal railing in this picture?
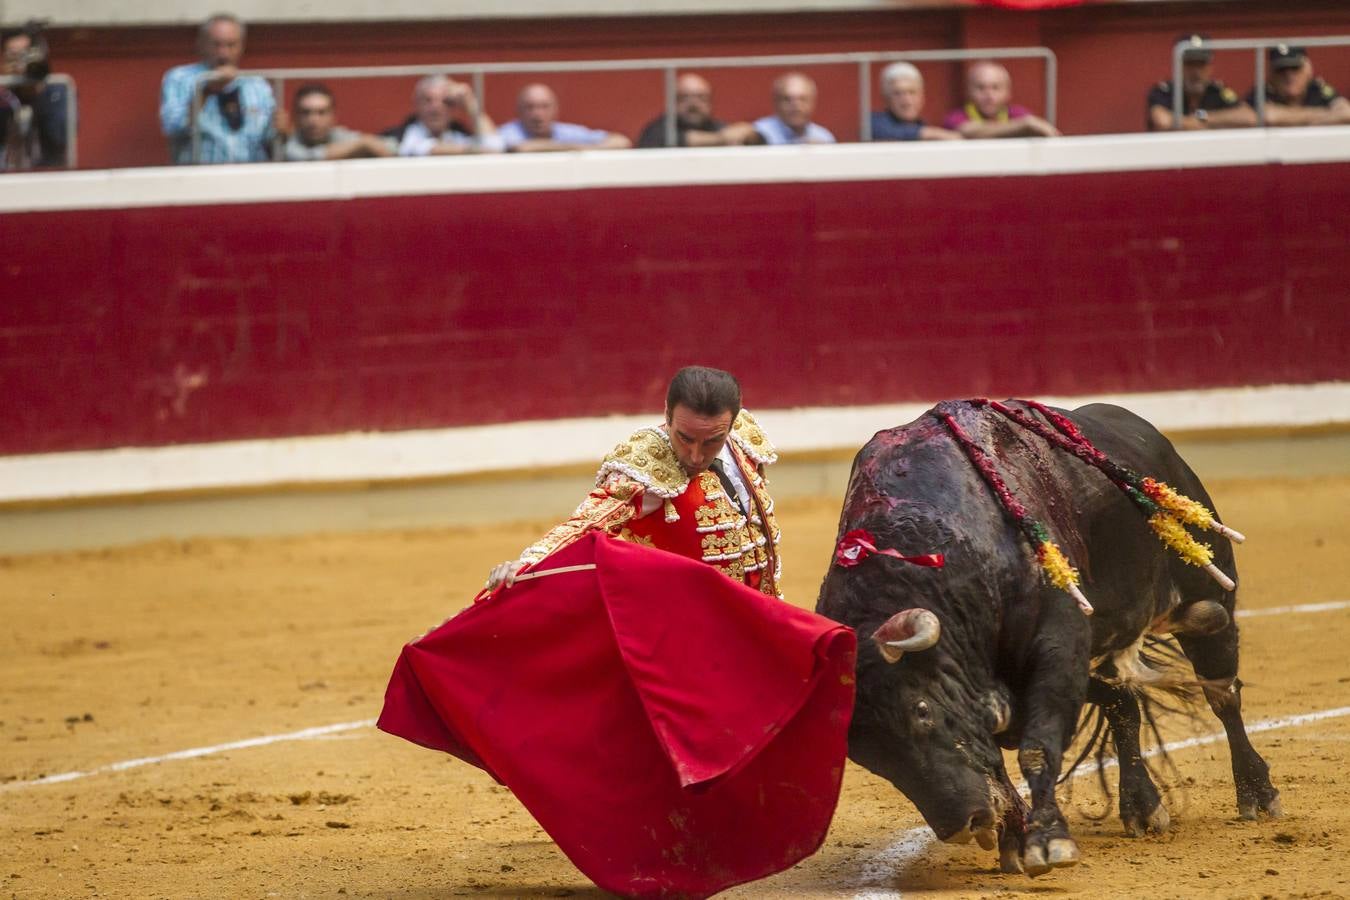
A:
[1171,35,1350,128]
[189,46,1057,159]
[0,72,77,168]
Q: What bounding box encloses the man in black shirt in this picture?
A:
[1146,33,1256,131]
[636,73,758,148]
[1248,45,1350,127]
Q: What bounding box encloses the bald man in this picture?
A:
[943,61,1060,139]
[753,72,835,145]
[636,73,759,148]
[498,83,631,152]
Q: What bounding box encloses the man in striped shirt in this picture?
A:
[159,13,276,165]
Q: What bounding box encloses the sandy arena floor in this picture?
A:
[2,469,1349,899]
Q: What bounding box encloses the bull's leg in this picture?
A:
[1016,604,1092,877]
[1086,678,1169,835]
[1175,622,1281,819]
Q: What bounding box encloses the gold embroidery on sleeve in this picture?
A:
[519,476,642,564]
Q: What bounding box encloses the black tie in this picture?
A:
[709,458,746,515]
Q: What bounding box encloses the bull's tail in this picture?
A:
[1064,635,1207,817]
[1062,703,1109,786]
[1101,634,1199,695]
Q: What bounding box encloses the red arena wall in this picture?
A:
[4,139,1347,457]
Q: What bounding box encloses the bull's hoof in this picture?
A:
[1047,838,1080,868]
[999,845,1024,875]
[1238,789,1283,820]
[1022,844,1051,877]
[1124,802,1171,837]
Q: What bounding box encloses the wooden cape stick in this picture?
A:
[513,563,599,582]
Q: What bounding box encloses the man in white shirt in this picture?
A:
[497,83,632,152]
[753,72,836,145]
[396,74,503,156]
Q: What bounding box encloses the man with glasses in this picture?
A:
[280,84,393,161]
[635,73,758,148]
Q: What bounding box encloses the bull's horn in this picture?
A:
[887,610,941,651]
[872,608,941,663]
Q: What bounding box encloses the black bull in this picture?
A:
[816,401,1281,876]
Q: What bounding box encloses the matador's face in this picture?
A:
[666,404,733,475]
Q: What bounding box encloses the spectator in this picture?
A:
[499,84,631,152]
[635,73,758,148]
[393,75,502,156]
[1146,34,1256,131]
[1248,45,1350,127]
[943,61,1059,138]
[159,13,276,164]
[869,63,961,142]
[278,84,393,161]
[753,72,835,145]
[1,21,71,169]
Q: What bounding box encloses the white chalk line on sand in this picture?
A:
[4,601,1347,796]
[1238,599,1349,618]
[2,719,376,792]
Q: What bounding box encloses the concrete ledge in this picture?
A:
[5,129,1349,214]
[4,427,1349,556]
[1,382,1346,507]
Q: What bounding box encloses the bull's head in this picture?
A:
[870,608,1010,732]
[854,606,1013,850]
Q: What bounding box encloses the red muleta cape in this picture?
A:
[377,532,856,899]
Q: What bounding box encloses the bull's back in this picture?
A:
[1066,402,1237,612]
[1067,404,1204,497]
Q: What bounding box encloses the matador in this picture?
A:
[487,366,783,597]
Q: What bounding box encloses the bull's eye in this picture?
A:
[915,700,932,722]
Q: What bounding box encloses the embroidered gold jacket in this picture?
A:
[519,410,783,596]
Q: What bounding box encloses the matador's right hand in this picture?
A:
[486,558,526,590]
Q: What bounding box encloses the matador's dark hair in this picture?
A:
[666,366,742,421]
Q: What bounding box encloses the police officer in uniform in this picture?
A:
[1248,45,1350,127]
[1147,34,1257,131]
